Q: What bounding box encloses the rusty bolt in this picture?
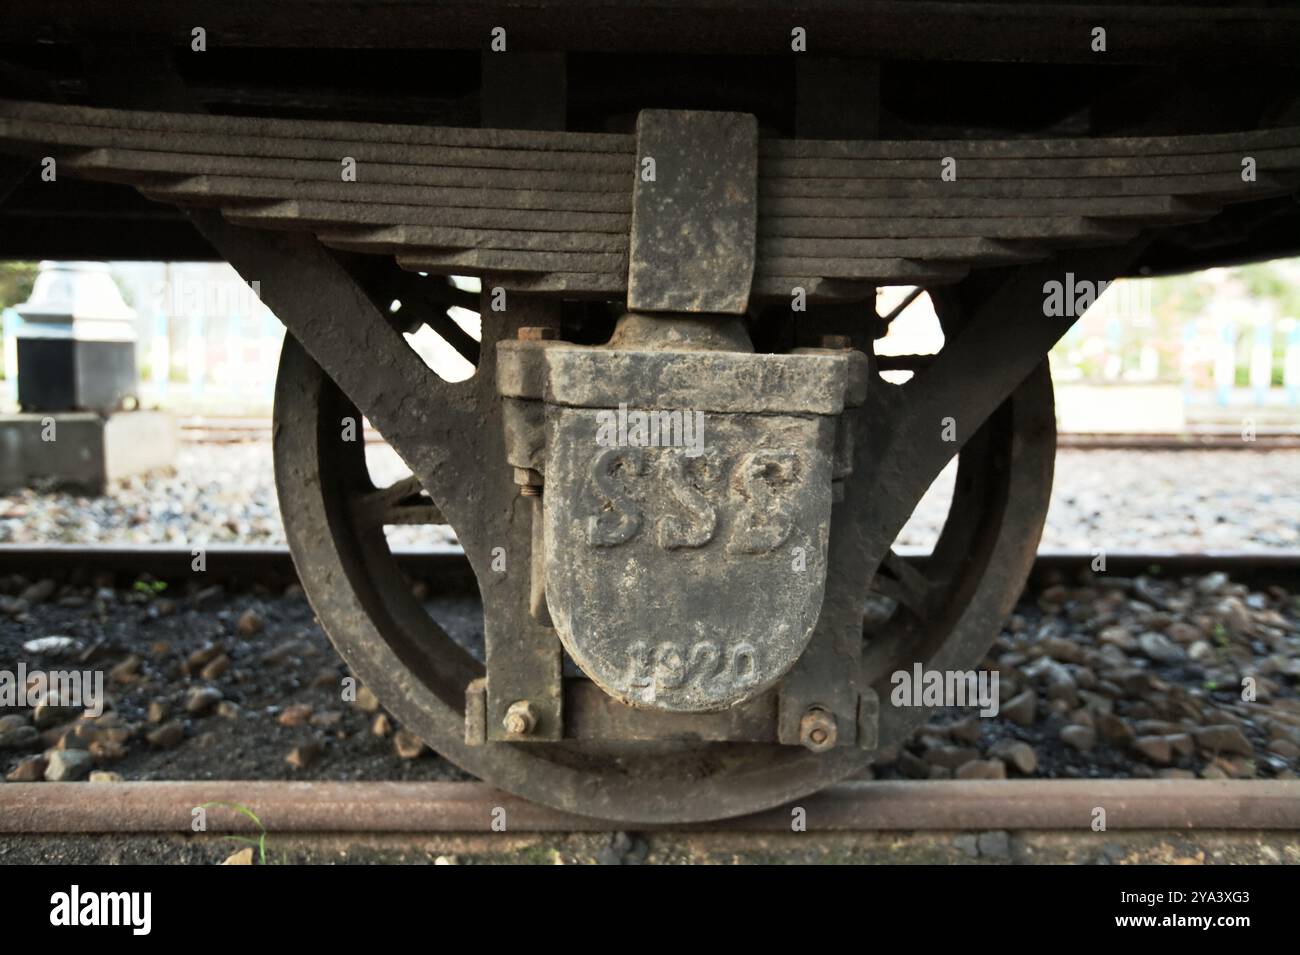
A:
[513,467,543,496]
[819,334,853,350]
[799,707,838,753]
[503,700,539,736]
[517,326,558,341]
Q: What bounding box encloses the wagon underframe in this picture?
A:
[2,9,1298,821]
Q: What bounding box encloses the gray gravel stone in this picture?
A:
[922,744,980,769]
[1133,735,1173,765]
[1193,725,1253,756]
[33,700,83,730]
[956,758,1006,780]
[3,445,1295,552]
[44,749,92,781]
[1196,572,1230,596]
[1060,724,1097,752]
[146,721,185,749]
[184,686,223,715]
[0,714,27,733]
[0,725,40,750]
[976,830,1012,861]
[1137,631,1186,664]
[1000,690,1037,727]
[21,635,78,656]
[991,739,1038,774]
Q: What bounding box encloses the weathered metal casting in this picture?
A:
[627,110,758,314]
[498,313,868,712]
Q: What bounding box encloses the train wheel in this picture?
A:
[272,321,1055,823]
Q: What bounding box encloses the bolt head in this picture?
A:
[513,467,543,490]
[799,707,838,753]
[503,700,539,736]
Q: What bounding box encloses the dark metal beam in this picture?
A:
[3,3,1298,65]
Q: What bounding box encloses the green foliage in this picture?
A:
[199,801,272,865]
[1236,261,1300,318]
[1053,257,1300,385]
[0,261,38,310]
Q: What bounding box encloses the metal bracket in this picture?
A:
[627,109,758,315]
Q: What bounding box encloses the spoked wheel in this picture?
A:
[272,327,1056,823]
[862,361,1055,745]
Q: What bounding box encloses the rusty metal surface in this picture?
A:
[250,235,1091,824]
[270,321,864,821]
[564,680,778,741]
[627,110,757,314]
[498,313,859,713]
[2,780,1297,834]
[545,411,837,711]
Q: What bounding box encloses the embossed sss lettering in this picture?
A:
[728,450,798,554]
[586,447,644,546]
[657,449,720,549]
[584,449,801,551]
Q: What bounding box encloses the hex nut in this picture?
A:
[503,700,540,736]
[799,707,838,753]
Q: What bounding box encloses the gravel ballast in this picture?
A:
[1,443,1297,551]
[0,569,1295,786]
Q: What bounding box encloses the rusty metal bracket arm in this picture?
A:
[184,209,479,520]
[862,240,1151,560]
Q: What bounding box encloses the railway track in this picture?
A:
[2,543,1297,592]
[3,779,1296,832]
[175,419,1300,451]
[3,545,1295,854]
[1,780,1296,864]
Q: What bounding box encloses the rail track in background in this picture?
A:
[174,418,1300,451]
[2,544,1298,594]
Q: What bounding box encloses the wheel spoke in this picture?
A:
[346,256,481,366]
[855,241,1145,565]
[187,209,481,511]
[875,353,936,372]
[353,474,446,527]
[870,549,933,621]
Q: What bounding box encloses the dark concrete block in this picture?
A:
[16,338,138,413]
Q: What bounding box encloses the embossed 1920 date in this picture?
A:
[625,639,760,692]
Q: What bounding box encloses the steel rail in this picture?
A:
[0,780,1295,834]
[2,543,1296,582]
[1055,432,1300,450]
[171,420,1300,451]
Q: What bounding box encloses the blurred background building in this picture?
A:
[0,258,1297,432]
